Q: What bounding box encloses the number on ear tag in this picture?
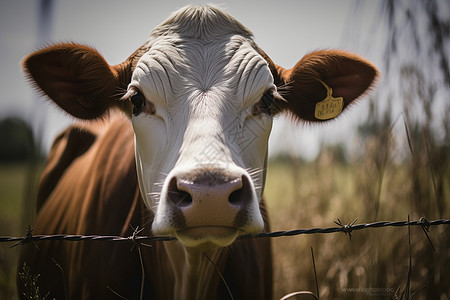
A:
[314,79,344,120]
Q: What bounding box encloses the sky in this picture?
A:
[0,0,383,159]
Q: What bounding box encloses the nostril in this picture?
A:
[228,175,252,207]
[176,191,193,208]
[168,177,192,208]
[229,189,243,205]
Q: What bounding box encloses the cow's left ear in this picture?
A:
[23,43,133,120]
[269,50,379,122]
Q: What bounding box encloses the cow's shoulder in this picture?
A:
[36,112,134,211]
[36,121,96,210]
[23,113,148,299]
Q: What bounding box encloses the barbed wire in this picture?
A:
[1,217,448,247]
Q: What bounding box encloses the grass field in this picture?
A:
[0,162,42,300]
[0,164,27,300]
[265,150,449,299]
[1,147,449,299]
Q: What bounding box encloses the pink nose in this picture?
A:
[167,170,253,227]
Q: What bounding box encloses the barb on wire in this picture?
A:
[1,218,449,246]
[10,225,35,248]
[334,217,358,241]
[128,225,152,252]
[419,217,436,252]
[127,225,148,300]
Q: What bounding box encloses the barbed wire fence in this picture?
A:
[3,216,449,300]
[2,217,449,247]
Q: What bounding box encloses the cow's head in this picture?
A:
[23,6,378,248]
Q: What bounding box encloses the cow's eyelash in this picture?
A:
[123,88,157,116]
[131,90,146,116]
[121,88,138,101]
[252,89,285,116]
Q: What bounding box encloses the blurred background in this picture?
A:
[1,0,449,299]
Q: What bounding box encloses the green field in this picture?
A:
[0,164,26,299]
[0,163,43,299]
[1,155,449,299]
[0,164,26,228]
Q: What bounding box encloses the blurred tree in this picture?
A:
[0,117,39,163]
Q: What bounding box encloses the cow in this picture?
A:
[17,5,378,300]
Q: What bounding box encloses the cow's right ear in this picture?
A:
[266,50,379,122]
[23,43,133,120]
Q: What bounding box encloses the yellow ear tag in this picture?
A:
[314,79,344,120]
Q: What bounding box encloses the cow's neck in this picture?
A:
[164,241,227,299]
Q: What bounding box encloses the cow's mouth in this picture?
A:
[176,226,239,248]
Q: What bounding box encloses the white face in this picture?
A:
[127,35,275,248]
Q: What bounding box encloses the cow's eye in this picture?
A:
[131,90,146,116]
[252,89,284,116]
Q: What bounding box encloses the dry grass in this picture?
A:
[265,142,450,299]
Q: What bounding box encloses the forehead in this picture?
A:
[129,6,273,106]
